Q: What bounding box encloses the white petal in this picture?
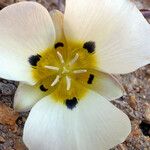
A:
[0,2,55,84]
[14,83,44,112]
[64,0,150,74]
[50,10,65,42]
[74,70,125,100]
[50,9,68,60]
[23,91,131,150]
[14,75,59,112]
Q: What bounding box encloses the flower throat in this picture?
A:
[28,41,97,109]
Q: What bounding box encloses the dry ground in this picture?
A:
[0,0,149,150]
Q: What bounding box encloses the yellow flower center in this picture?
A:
[29,41,97,109]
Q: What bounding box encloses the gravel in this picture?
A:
[0,0,150,150]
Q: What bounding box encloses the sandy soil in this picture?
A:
[0,0,149,150]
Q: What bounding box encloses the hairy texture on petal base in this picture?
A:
[64,0,150,74]
[30,41,97,104]
[71,69,125,100]
[0,2,55,84]
[23,91,131,150]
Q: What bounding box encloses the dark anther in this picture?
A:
[139,121,150,137]
[87,74,95,84]
[54,42,64,49]
[83,41,95,53]
[40,85,48,92]
[29,54,41,66]
[66,97,78,110]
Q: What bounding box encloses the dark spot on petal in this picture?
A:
[66,97,78,110]
[54,42,64,49]
[29,54,41,66]
[83,41,95,53]
[139,121,150,137]
[40,85,48,92]
[87,74,94,84]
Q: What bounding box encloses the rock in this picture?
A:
[144,103,150,123]
[14,139,27,150]
[0,136,5,143]
[128,95,137,109]
[0,83,16,95]
[0,103,19,126]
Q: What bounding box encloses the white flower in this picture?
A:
[0,0,149,150]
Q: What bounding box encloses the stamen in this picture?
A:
[73,69,87,74]
[44,65,59,71]
[69,53,79,66]
[57,51,65,64]
[66,76,71,91]
[51,75,60,87]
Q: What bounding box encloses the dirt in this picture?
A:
[0,0,150,150]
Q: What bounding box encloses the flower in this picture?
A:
[0,0,149,149]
